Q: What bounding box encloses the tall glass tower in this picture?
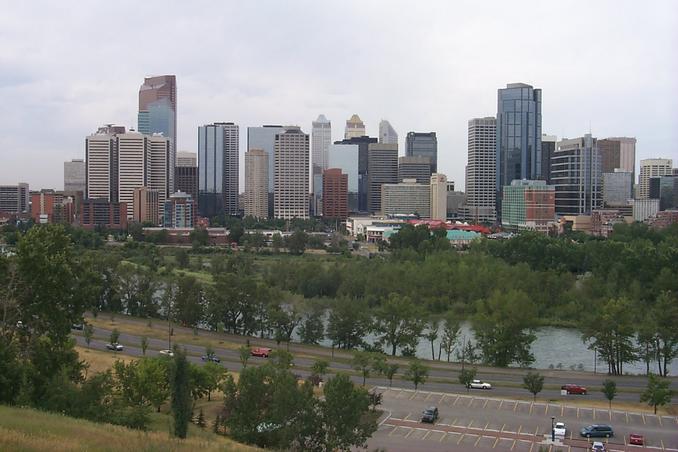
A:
[496,83,542,218]
[138,75,177,191]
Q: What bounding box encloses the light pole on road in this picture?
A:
[551,416,555,442]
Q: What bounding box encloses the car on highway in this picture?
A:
[561,384,587,395]
[420,406,439,423]
[468,379,492,389]
[251,347,272,358]
[201,353,221,363]
[580,424,613,438]
[106,343,123,351]
[553,421,566,437]
[591,441,606,451]
[158,349,174,357]
[629,433,644,445]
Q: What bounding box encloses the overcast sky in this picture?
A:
[1,0,677,191]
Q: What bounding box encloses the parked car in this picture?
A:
[580,424,613,438]
[158,349,174,357]
[250,347,272,358]
[468,379,492,390]
[628,433,644,445]
[553,421,566,437]
[591,441,606,451]
[561,384,587,395]
[201,353,221,363]
[71,323,84,330]
[421,406,439,423]
[106,343,123,351]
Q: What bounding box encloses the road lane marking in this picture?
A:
[474,436,481,447]
[493,437,499,448]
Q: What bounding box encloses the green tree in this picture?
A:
[327,298,372,350]
[472,289,537,367]
[372,293,425,356]
[424,318,439,360]
[311,359,329,383]
[271,233,284,253]
[173,276,203,328]
[269,349,294,369]
[458,368,477,393]
[189,228,209,248]
[227,221,244,245]
[83,324,94,349]
[523,371,544,401]
[269,303,301,350]
[175,249,190,268]
[405,360,428,390]
[110,328,120,345]
[651,291,678,377]
[202,362,226,401]
[298,305,326,345]
[640,373,673,414]
[170,349,193,438]
[140,336,148,355]
[351,351,373,386]
[373,358,399,388]
[286,230,308,255]
[601,379,617,410]
[239,345,251,369]
[318,373,377,451]
[439,313,460,362]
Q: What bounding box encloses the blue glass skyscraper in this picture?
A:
[496,83,542,219]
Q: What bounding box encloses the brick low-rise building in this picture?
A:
[81,199,127,230]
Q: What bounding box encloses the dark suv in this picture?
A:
[421,406,439,423]
[580,424,613,438]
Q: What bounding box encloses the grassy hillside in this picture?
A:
[0,405,258,452]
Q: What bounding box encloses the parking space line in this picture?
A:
[388,426,399,437]
[593,408,596,420]
[438,393,445,404]
[501,423,506,433]
[534,426,539,436]
[425,392,432,401]
[467,397,474,408]
[658,416,663,426]
[474,436,482,447]
[403,412,411,421]
[625,411,629,423]
[529,402,533,415]
[499,399,504,409]
[642,413,646,425]
[514,401,519,412]
[544,403,548,415]
[529,442,534,452]
[404,428,414,438]
[483,399,489,409]
[453,395,461,406]
[577,407,580,418]
[561,405,564,417]
[452,417,458,426]
[517,425,522,435]
[457,434,465,445]
[422,430,431,440]
[511,439,516,450]
[484,422,489,430]
[439,432,447,442]
[409,391,417,400]
[468,420,474,429]
[493,436,499,448]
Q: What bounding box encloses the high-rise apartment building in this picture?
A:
[598,137,636,184]
[367,143,398,213]
[398,156,432,184]
[381,179,430,218]
[146,134,170,217]
[164,191,194,228]
[379,120,398,144]
[496,83,542,216]
[406,132,437,173]
[541,135,557,184]
[328,142,359,212]
[551,134,601,215]
[176,151,197,167]
[117,131,146,218]
[602,170,633,207]
[501,179,555,233]
[322,168,348,220]
[138,75,177,191]
[344,114,366,139]
[311,115,331,215]
[197,122,239,217]
[64,159,86,193]
[244,149,269,218]
[464,117,496,223]
[274,127,310,219]
[85,130,118,201]
[132,187,159,225]
[430,173,448,221]
[638,158,673,199]
[0,183,29,214]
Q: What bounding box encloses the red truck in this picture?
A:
[561,384,587,395]
[250,347,272,358]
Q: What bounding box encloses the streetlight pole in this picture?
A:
[551,416,555,442]
[594,347,597,374]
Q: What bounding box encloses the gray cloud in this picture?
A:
[0,0,676,191]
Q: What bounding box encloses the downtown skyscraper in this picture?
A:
[274,127,310,219]
[197,122,239,218]
[138,75,177,192]
[406,132,437,173]
[464,117,497,223]
[311,114,331,215]
[496,83,542,218]
[379,120,398,144]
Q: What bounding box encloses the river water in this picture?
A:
[297,321,678,376]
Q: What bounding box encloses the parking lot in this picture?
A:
[368,387,678,451]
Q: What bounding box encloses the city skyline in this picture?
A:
[1,1,677,193]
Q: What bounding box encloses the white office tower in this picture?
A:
[379,120,398,144]
[430,173,448,220]
[274,127,310,219]
[464,117,496,223]
[312,114,331,215]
